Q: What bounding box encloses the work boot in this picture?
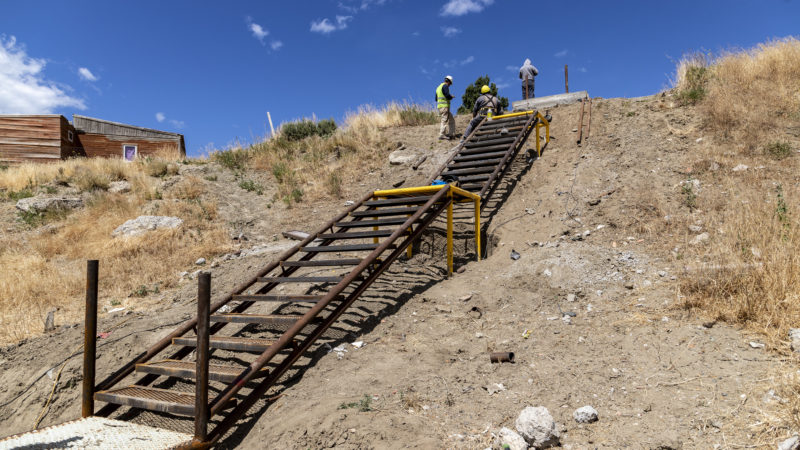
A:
[438,135,447,140]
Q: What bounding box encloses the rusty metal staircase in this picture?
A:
[1,110,549,449]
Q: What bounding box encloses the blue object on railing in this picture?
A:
[431,180,446,186]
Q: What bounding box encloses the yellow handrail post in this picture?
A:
[474,197,481,261]
[535,122,541,157]
[446,190,454,277]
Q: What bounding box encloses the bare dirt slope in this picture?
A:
[0,100,791,448]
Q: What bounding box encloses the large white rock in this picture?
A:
[515,406,560,448]
[108,180,132,194]
[388,148,421,165]
[778,435,800,450]
[497,427,528,450]
[16,196,83,213]
[789,329,800,353]
[112,215,183,237]
[573,405,598,423]
[690,232,710,246]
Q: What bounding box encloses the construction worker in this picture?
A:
[436,75,456,140]
[519,58,539,99]
[461,85,500,142]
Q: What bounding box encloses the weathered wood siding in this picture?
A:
[0,115,65,163]
[79,133,181,159]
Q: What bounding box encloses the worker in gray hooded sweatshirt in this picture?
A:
[519,58,539,99]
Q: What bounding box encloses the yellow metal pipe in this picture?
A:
[474,198,481,261]
[490,110,535,120]
[373,185,446,197]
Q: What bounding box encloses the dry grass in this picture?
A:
[674,37,800,152]
[0,191,230,345]
[211,102,433,204]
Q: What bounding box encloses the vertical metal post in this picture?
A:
[565,65,569,93]
[372,196,380,245]
[406,214,413,259]
[474,198,481,261]
[446,195,453,277]
[82,260,99,418]
[195,272,211,443]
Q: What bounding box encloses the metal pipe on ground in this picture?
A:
[490,352,515,363]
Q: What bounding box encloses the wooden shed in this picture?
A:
[0,115,84,163]
[73,115,186,161]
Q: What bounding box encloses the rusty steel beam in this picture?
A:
[82,260,98,418]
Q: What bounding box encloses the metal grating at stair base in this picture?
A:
[0,417,191,449]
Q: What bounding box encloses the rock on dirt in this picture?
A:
[515,406,560,448]
[573,405,598,423]
[112,215,183,237]
[778,435,800,450]
[690,232,710,245]
[789,329,800,353]
[496,427,528,450]
[108,180,132,194]
[388,147,422,165]
[16,196,83,213]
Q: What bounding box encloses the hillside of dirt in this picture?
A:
[1,94,798,449]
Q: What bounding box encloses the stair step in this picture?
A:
[456,174,491,183]
[318,230,395,239]
[94,386,197,416]
[460,183,485,191]
[441,166,496,177]
[335,217,410,228]
[258,276,344,283]
[453,151,507,162]
[301,243,378,252]
[351,206,419,217]
[475,125,523,136]
[210,313,311,326]
[464,136,515,148]
[459,143,513,154]
[447,158,502,169]
[135,359,269,383]
[173,336,280,352]
[232,294,337,303]
[363,196,433,207]
[281,259,362,267]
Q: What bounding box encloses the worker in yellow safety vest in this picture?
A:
[435,75,456,140]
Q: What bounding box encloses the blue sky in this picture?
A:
[1,0,798,156]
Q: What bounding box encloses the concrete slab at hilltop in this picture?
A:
[512,91,589,111]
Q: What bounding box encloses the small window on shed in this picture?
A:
[67,130,74,142]
[123,145,138,162]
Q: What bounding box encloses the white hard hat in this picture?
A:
[445,75,453,82]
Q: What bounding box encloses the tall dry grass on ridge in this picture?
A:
[0,158,231,345]
[675,37,800,153]
[212,102,437,202]
[675,38,800,348]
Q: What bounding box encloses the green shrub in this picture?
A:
[281,118,337,141]
[0,164,8,171]
[7,188,33,201]
[239,179,264,195]
[765,141,792,160]
[338,394,372,412]
[677,66,709,104]
[212,148,250,172]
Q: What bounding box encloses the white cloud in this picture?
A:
[460,55,475,65]
[0,36,85,114]
[155,112,165,122]
[338,0,388,12]
[412,31,420,37]
[506,65,518,72]
[250,23,268,42]
[496,82,510,89]
[554,49,568,58]
[311,18,336,33]
[311,15,352,34]
[441,0,494,16]
[169,119,185,128]
[78,67,98,82]
[441,26,461,37]
[270,40,283,51]
[579,67,587,73]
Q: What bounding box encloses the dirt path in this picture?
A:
[0,99,790,448]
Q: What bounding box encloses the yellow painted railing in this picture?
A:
[488,110,550,157]
[372,184,481,276]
